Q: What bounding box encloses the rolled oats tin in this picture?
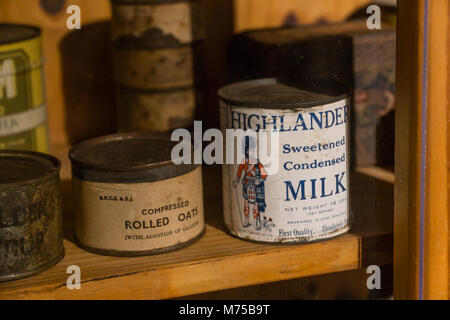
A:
[0,150,64,282]
[69,132,205,256]
[219,78,350,243]
[0,24,49,152]
[116,86,197,132]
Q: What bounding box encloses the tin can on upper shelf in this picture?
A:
[110,0,206,133]
[69,132,205,256]
[0,24,49,152]
[219,78,351,244]
[0,150,64,282]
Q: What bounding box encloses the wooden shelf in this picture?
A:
[0,229,361,300]
[0,146,394,300]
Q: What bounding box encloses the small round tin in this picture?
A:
[0,150,64,282]
[69,132,205,256]
[219,78,350,244]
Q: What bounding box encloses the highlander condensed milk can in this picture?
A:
[69,132,205,256]
[0,150,64,282]
[0,24,49,152]
[219,78,350,243]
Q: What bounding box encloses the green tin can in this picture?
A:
[0,150,64,282]
[0,24,49,152]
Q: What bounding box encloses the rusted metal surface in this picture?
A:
[69,132,205,256]
[0,150,64,282]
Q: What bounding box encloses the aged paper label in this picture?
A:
[74,167,204,252]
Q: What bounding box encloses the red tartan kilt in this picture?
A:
[247,185,256,203]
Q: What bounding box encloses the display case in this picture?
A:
[0,0,447,300]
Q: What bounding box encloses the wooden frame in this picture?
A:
[395,0,449,300]
[6,0,447,299]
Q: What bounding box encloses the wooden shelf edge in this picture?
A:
[0,145,392,300]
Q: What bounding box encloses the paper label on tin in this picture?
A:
[221,99,350,243]
[0,105,46,137]
[74,167,204,252]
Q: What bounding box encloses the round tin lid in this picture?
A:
[69,132,198,183]
[0,150,60,185]
[0,24,41,45]
[218,78,349,109]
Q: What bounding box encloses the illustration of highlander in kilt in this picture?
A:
[232,137,269,230]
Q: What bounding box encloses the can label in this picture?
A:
[117,87,196,132]
[0,36,48,152]
[220,99,350,243]
[74,167,204,252]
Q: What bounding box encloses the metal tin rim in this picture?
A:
[0,150,61,187]
[74,227,205,257]
[0,23,41,45]
[116,84,197,94]
[218,77,350,109]
[113,39,205,51]
[0,249,64,283]
[69,132,199,183]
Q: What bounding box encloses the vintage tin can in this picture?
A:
[0,150,64,282]
[110,0,205,132]
[0,24,49,152]
[111,0,206,47]
[219,78,350,243]
[69,132,205,256]
[114,46,196,90]
[117,86,198,132]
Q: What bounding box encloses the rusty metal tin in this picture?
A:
[110,0,206,133]
[219,78,351,244]
[0,150,64,282]
[110,0,206,48]
[69,132,205,256]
